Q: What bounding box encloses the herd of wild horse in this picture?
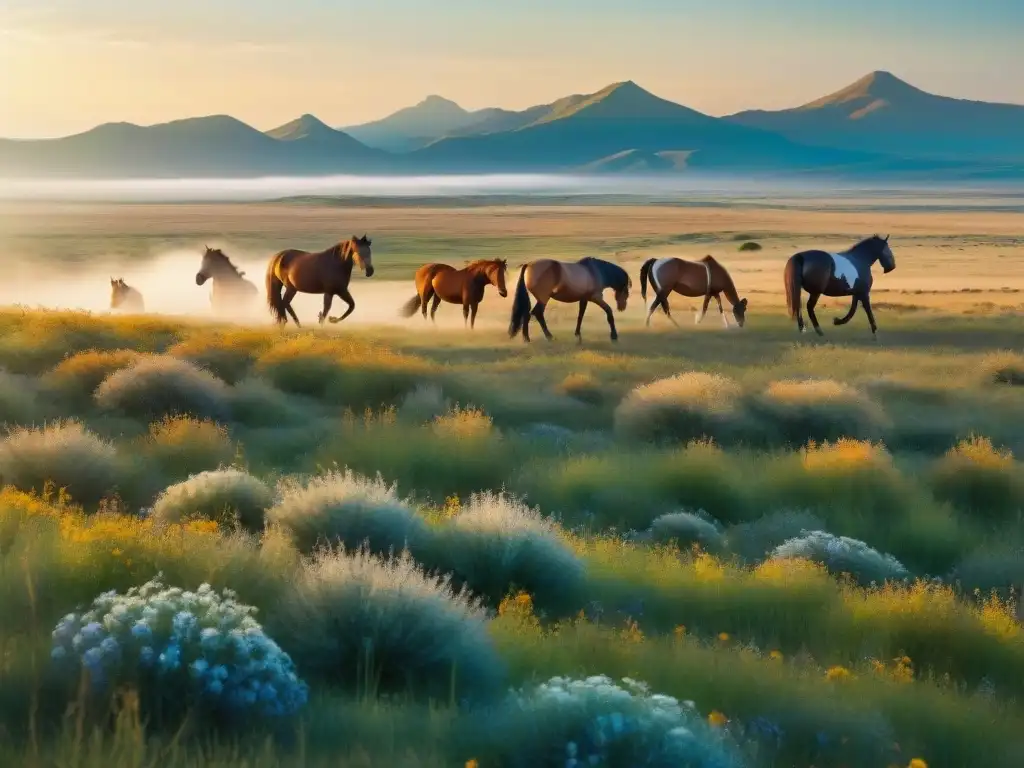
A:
[109,233,897,340]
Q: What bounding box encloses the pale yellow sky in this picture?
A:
[2,2,1022,139]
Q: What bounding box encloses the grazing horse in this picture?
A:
[398,258,508,328]
[639,255,748,329]
[508,257,632,343]
[195,246,259,316]
[265,235,374,327]
[784,234,896,338]
[109,278,144,313]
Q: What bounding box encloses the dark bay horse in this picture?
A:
[639,255,748,328]
[399,258,508,329]
[110,278,145,313]
[196,247,259,315]
[785,234,896,338]
[508,257,632,343]
[265,236,373,327]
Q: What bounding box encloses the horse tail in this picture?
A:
[398,293,422,318]
[508,264,531,338]
[265,257,287,324]
[785,253,803,320]
[639,258,656,301]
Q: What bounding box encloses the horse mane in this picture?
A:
[206,248,245,277]
[466,258,506,272]
[847,235,885,254]
[580,257,629,290]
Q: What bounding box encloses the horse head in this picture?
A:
[733,297,749,327]
[196,245,216,285]
[615,275,632,312]
[491,259,509,297]
[349,234,374,277]
[878,234,896,274]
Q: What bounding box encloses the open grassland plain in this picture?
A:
[0,196,1023,767]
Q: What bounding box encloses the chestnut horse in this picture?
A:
[398,258,508,328]
[265,235,373,327]
[196,246,259,316]
[639,255,748,328]
[110,278,145,313]
[784,234,896,338]
[508,257,632,343]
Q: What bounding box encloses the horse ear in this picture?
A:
[741,298,748,308]
[884,234,890,242]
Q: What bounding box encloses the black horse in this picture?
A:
[784,235,896,338]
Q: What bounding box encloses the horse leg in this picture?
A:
[833,296,860,326]
[532,302,554,341]
[696,293,712,324]
[328,288,356,323]
[462,300,470,329]
[319,293,334,325]
[421,286,434,320]
[594,297,618,342]
[715,295,730,328]
[658,295,680,328]
[469,300,480,329]
[429,294,442,323]
[282,286,301,327]
[575,300,588,343]
[806,293,824,336]
[861,293,879,340]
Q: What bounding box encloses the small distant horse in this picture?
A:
[639,255,748,328]
[265,235,374,327]
[196,246,259,315]
[784,234,896,338]
[109,278,145,313]
[398,258,508,328]
[508,257,632,343]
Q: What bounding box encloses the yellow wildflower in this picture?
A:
[769,650,783,661]
[825,665,853,682]
[908,759,928,768]
[708,710,728,727]
[717,632,730,642]
[465,760,479,768]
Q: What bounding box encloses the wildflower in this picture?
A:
[717,632,730,642]
[769,650,783,661]
[465,761,479,768]
[673,625,686,638]
[708,710,729,727]
[825,665,852,682]
[908,760,928,768]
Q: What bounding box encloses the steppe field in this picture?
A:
[0,191,1023,767]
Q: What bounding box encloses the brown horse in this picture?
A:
[398,259,508,328]
[196,246,259,316]
[784,234,896,338]
[639,255,748,328]
[508,257,631,343]
[110,278,144,313]
[265,236,373,327]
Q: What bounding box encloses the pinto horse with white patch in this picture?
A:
[508,257,632,343]
[639,255,748,329]
[784,234,896,338]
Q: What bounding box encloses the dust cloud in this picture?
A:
[0,246,514,331]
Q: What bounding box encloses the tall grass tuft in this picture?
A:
[429,491,587,616]
[978,351,1024,387]
[139,416,236,481]
[44,349,139,404]
[149,469,274,533]
[745,378,888,446]
[930,436,1024,522]
[0,420,131,508]
[95,355,232,422]
[614,372,743,445]
[268,547,505,704]
[266,469,431,555]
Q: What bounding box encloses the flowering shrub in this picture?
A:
[266,469,431,555]
[479,675,744,767]
[50,576,308,725]
[95,355,232,422]
[770,530,910,586]
[150,469,274,533]
[429,491,586,616]
[613,372,743,445]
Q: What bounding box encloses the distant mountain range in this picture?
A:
[2,72,1023,179]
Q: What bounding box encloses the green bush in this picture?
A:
[149,469,274,533]
[0,370,43,427]
[650,510,725,553]
[770,530,911,586]
[268,548,504,704]
[0,421,131,507]
[929,437,1024,523]
[614,373,744,445]
[139,416,236,481]
[430,491,587,616]
[266,469,431,555]
[95,355,232,422]
[44,349,139,404]
[724,510,827,564]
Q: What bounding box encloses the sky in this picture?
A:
[1,0,1022,139]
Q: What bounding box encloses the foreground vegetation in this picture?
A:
[1,306,1023,767]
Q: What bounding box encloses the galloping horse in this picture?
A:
[639,255,748,328]
[508,257,632,343]
[398,258,508,328]
[110,278,145,313]
[196,247,259,316]
[265,236,373,327]
[784,234,896,338]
